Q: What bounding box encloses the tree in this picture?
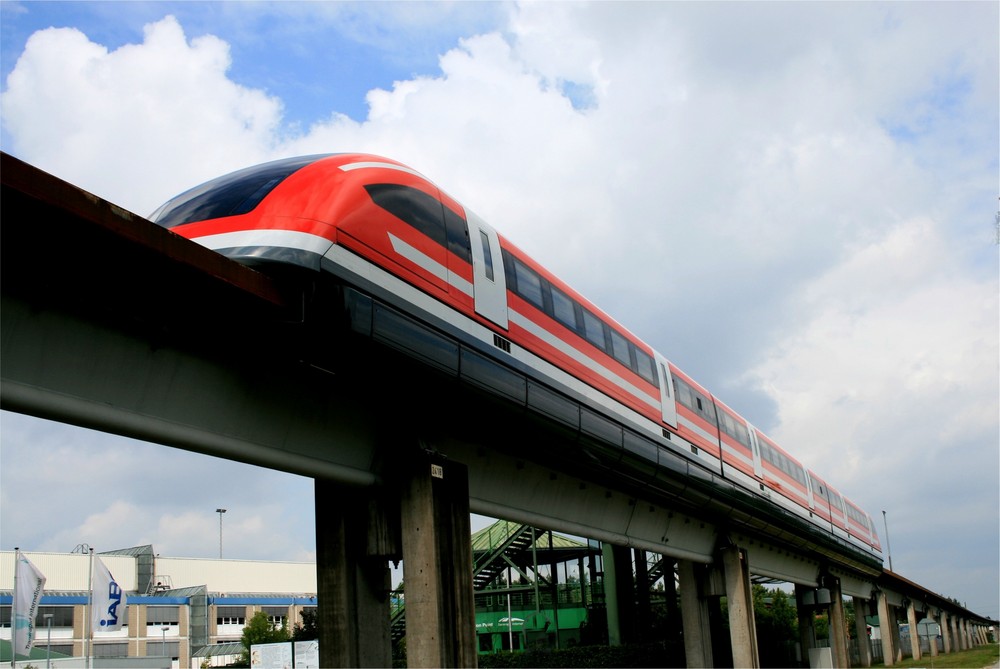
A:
[292,608,318,642]
[752,585,799,668]
[238,611,290,665]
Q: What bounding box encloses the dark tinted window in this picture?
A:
[551,285,578,330]
[582,310,606,351]
[719,410,750,448]
[512,258,544,309]
[152,155,328,228]
[673,376,717,427]
[365,184,447,247]
[445,208,472,264]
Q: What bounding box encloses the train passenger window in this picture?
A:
[610,329,631,367]
[445,209,471,263]
[513,259,544,309]
[551,285,578,331]
[719,412,749,448]
[479,230,495,281]
[673,376,694,411]
[365,184,447,247]
[634,348,658,387]
[582,310,606,351]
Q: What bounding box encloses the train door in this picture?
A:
[654,353,678,428]
[465,209,508,329]
[746,424,764,479]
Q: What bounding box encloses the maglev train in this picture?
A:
[152,153,883,560]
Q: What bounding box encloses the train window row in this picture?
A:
[673,375,717,426]
[363,183,662,390]
[810,474,829,501]
[364,184,472,265]
[758,439,807,487]
[503,251,658,388]
[845,503,870,529]
[718,409,751,449]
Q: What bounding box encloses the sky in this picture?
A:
[1,1,997,620]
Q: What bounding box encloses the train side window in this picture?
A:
[610,329,631,367]
[479,230,495,281]
[445,208,471,264]
[365,184,447,247]
[582,309,606,351]
[634,348,658,387]
[551,285,578,331]
[513,259,544,309]
[673,376,694,411]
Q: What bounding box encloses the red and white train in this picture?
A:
[152,153,882,561]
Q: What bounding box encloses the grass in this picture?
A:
[871,643,999,669]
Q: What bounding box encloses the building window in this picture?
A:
[262,606,287,627]
[146,606,179,626]
[0,606,74,628]
[216,606,246,626]
[148,640,180,658]
[94,643,128,657]
[36,606,75,627]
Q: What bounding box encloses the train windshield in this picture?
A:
[151,154,330,228]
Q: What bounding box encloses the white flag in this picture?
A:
[92,557,127,631]
[13,553,46,656]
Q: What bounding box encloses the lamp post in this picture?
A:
[882,510,893,572]
[216,508,227,559]
[44,613,53,669]
[161,625,168,658]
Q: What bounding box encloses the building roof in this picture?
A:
[192,642,245,658]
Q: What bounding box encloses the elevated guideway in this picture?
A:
[3,152,992,668]
[0,151,875,576]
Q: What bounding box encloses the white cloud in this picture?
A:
[747,216,998,482]
[2,15,283,215]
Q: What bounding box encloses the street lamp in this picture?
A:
[882,510,893,572]
[161,625,169,658]
[216,508,227,559]
[44,613,53,669]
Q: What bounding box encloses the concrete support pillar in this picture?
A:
[315,479,394,668]
[950,615,961,652]
[940,610,951,653]
[720,544,759,669]
[400,451,477,668]
[796,585,816,665]
[852,597,873,668]
[678,559,713,669]
[906,600,921,661]
[828,578,849,669]
[925,609,939,657]
[876,591,895,666]
[961,619,971,650]
[889,605,903,664]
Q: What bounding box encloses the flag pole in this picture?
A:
[86,548,94,669]
[11,547,18,669]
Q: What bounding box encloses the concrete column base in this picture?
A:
[400,450,477,668]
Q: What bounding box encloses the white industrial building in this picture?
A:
[1,546,316,668]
